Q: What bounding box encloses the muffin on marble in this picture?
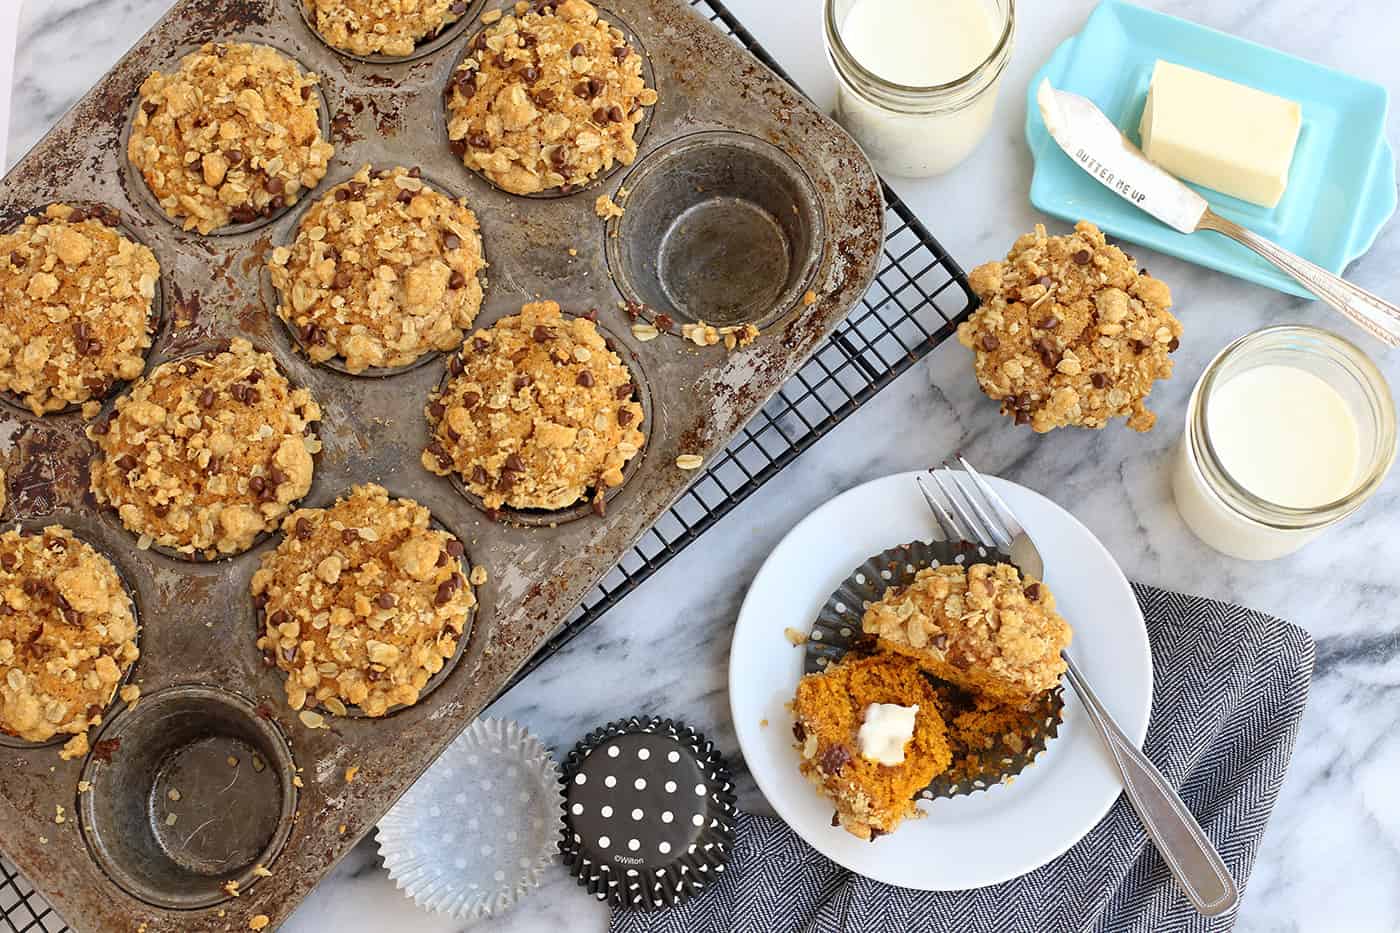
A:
[956,221,1181,432]
[88,338,322,559]
[0,526,140,760]
[861,562,1071,709]
[304,0,471,57]
[268,165,487,374]
[0,204,159,417]
[791,652,952,841]
[252,484,476,717]
[422,300,645,513]
[128,42,335,234]
[444,0,659,195]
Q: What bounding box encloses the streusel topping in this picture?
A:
[128,42,335,234]
[422,300,645,512]
[252,484,475,718]
[791,652,950,841]
[957,221,1181,433]
[0,526,140,760]
[88,338,322,559]
[445,0,659,195]
[269,165,487,374]
[304,0,470,57]
[862,562,1071,707]
[0,204,159,417]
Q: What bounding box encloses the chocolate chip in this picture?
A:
[617,408,634,426]
[333,270,352,289]
[1036,315,1060,330]
[266,177,285,195]
[831,812,840,828]
[1134,339,1152,354]
[1024,583,1041,600]
[449,271,467,289]
[341,528,358,544]
[375,593,396,610]
[461,390,481,408]
[408,166,421,178]
[231,207,257,224]
[301,84,312,101]
[503,453,525,473]
[1073,249,1091,265]
[592,107,608,124]
[445,539,464,558]
[198,388,215,409]
[249,476,266,495]
[980,334,999,352]
[270,610,288,627]
[570,42,586,56]
[513,374,532,391]
[521,65,540,83]
[574,81,592,99]
[116,455,137,472]
[443,233,461,250]
[1090,372,1108,389]
[607,105,623,123]
[396,189,414,204]
[472,337,489,353]
[576,370,594,388]
[818,744,851,775]
[296,518,313,540]
[228,149,244,165]
[792,720,806,743]
[142,101,158,116]
[613,45,629,60]
[468,132,491,148]
[428,443,452,468]
[587,76,603,96]
[428,400,446,420]
[434,581,455,606]
[471,465,488,485]
[1168,337,1180,352]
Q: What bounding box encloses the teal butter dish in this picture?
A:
[1025,0,1396,298]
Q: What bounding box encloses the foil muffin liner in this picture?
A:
[560,716,736,911]
[805,540,1065,800]
[377,717,562,921]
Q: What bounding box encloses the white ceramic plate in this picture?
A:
[729,470,1153,890]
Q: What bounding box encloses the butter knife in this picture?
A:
[1036,79,1400,348]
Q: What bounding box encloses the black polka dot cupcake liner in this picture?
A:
[805,539,1065,800]
[560,716,736,911]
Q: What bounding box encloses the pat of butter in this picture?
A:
[1138,60,1302,209]
[857,703,918,766]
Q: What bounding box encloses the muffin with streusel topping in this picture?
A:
[957,220,1181,432]
[88,339,322,559]
[0,204,159,417]
[422,300,645,514]
[252,484,476,717]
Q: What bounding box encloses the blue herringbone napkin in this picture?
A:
[611,585,1314,933]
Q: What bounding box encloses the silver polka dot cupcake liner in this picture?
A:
[377,717,563,921]
[560,716,736,911]
[805,539,1065,799]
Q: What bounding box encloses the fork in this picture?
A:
[916,457,1239,918]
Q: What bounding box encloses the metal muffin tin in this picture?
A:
[0,0,885,929]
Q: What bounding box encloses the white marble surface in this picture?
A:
[8,0,1400,930]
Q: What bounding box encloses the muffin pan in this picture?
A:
[0,0,884,930]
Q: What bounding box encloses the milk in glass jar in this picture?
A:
[823,0,1014,177]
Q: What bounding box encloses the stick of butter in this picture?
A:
[1138,60,1302,209]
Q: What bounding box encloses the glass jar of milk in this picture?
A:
[1173,326,1396,560]
[823,0,1014,178]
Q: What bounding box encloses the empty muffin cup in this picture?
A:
[606,131,824,330]
[77,684,298,910]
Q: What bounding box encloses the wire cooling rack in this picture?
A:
[0,0,975,928]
